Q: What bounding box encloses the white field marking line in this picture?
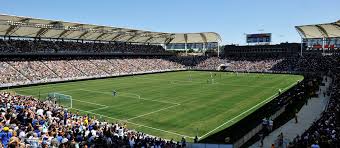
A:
[87,106,110,112]
[39,88,173,111]
[30,90,108,108]
[72,99,108,107]
[12,69,178,89]
[15,75,218,106]
[11,71,273,92]
[122,92,181,106]
[18,88,86,97]
[78,88,180,105]
[134,71,264,82]
[20,89,77,95]
[71,107,194,139]
[198,81,298,140]
[12,71,187,92]
[15,74,298,138]
[12,81,93,91]
[77,88,182,120]
[136,76,277,89]
[173,79,278,89]
[127,104,180,121]
[77,89,184,125]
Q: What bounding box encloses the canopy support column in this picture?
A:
[203,43,206,51]
[217,42,220,58]
[184,34,188,56]
[185,42,188,55]
[322,37,325,55]
[300,38,303,56]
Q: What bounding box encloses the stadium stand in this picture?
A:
[0,56,185,86]
[191,53,334,73]
[1,14,340,147]
[289,74,340,147]
[224,43,301,57]
[0,92,189,147]
[0,52,332,86]
[0,39,167,54]
[2,53,339,147]
[1,46,340,148]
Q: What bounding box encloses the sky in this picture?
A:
[1,0,339,45]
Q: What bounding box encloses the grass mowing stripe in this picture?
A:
[71,107,195,139]
[78,88,180,105]
[127,104,181,121]
[198,80,299,139]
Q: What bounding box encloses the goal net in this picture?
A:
[47,92,73,108]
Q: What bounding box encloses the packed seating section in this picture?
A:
[0,39,339,147]
[0,39,166,54]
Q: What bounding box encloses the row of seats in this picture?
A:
[0,54,335,85]
[0,39,166,54]
[0,58,184,85]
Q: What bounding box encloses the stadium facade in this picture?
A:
[0,14,222,55]
[296,20,340,55]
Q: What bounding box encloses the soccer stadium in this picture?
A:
[0,1,340,148]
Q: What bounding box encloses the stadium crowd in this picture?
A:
[0,54,335,86]
[289,75,340,148]
[191,54,334,73]
[0,39,166,54]
[193,57,283,72]
[0,58,184,85]
[0,92,188,148]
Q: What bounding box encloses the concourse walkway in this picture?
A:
[250,76,331,148]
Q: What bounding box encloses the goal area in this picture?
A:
[47,92,73,108]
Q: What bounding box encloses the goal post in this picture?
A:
[47,92,73,108]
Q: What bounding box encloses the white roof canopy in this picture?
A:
[0,14,222,44]
[295,20,340,39]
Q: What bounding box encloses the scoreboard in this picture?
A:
[246,33,271,43]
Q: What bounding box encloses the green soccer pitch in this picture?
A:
[10,71,303,141]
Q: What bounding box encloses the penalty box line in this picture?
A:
[198,82,298,140]
[29,88,189,139]
[33,90,109,108]
[71,107,194,139]
[137,76,277,89]
[78,88,180,105]
[126,104,180,121]
[34,89,181,122]
[77,88,182,120]
[87,106,110,112]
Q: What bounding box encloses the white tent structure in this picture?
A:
[0,14,222,55]
[295,20,340,55]
[295,20,340,39]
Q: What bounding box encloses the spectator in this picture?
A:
[0,92,185,147]
[295,110,298,123]
[0,127,12,148]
